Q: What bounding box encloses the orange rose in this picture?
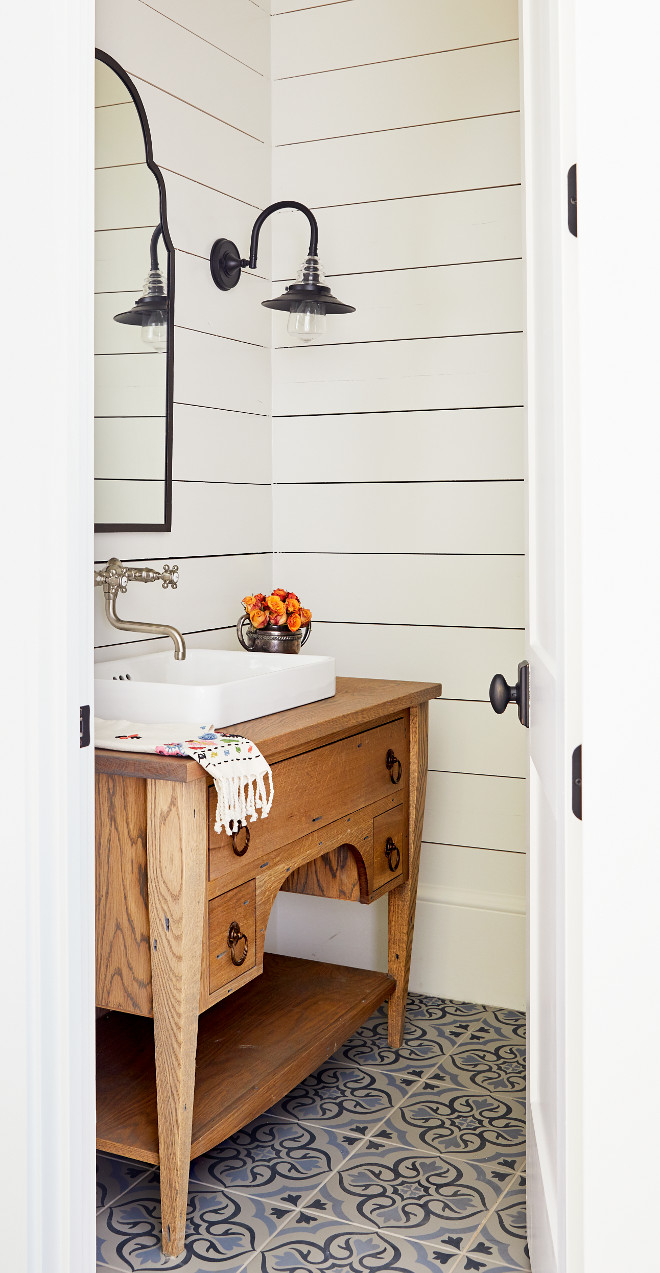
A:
[242,594,256,611]
[286,592,300,603]
[286,596,301,613]
[253,593,266,608]
[249,608,268,629]
[300,607,312,625]
[271,588,288,600]
[287,612,302,632]
[266,595,285,615]
[269,608,288,627]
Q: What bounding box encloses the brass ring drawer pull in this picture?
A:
[227,921,249,966]
[385,836,401,872]
[386,748,402,784]
[229,820,250,857]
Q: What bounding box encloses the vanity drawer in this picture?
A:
[372,805,406,891]
[208,880,256,994]
[208,717,408,872]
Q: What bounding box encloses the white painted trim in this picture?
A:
[417,882,525,916]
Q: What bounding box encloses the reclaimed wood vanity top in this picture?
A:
[94,675,443,777]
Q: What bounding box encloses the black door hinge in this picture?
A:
[568,164,577,237]
[80,704,91,748]
[572,744,582,819]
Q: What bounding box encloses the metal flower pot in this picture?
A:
[236,613,312,655]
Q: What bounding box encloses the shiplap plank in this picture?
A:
[97,0,268,142]
[136,78,268,208]
[273,333,523,414]
[95,165,161,230]
[94,478,271,561]
[274,553,524,628]
[429,699,527,776]
[271,0,351,14]
[276,260,523,347]
[274,41,519,145]
[307,621,525,700]
[273,408,524,482]
[175,251,270,347]
[274,481,524,554]
[95,418,166,480]
[411,895,525,1007]
[273,187,522,279]
[93,552,271,651]
[141,0,270,76]
[95,352,166,417]
[95,101,146,168]
[272,0,518,75]
[162,172,270,272]
[173,327,270,416]
[95,226,159,292]
[273,113,521,207]
[172,405,272,484]
[424,770,525,852]
[419,842,526,909]
[96,59,132,107]
[94,479,166,525]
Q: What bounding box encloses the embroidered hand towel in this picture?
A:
[94,719,274,836]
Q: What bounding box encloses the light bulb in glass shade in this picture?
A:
[287,300,326,343]
[141,309,168,352]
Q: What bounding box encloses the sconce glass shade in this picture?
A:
[113,266,168,353]
[263,255,355,318]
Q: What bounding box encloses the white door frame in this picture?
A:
[0,1,96,1270]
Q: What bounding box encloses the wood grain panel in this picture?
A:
[274,481,525,555]
[272,0,518,73]
[95,772,152,1015]
[388,701,428,1043]
[273,408,524,483]
[273,112,521,207]
[272,333,524,415]
[276,260,524,347]
[372,804,406,891]
[274,41,520,145]
[281,844,364,902]
[208,880,256,993]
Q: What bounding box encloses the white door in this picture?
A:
[521,0,581,1269]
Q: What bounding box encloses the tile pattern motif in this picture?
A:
[96,997,530,1272]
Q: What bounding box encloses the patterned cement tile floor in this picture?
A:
[96,993,529,1273]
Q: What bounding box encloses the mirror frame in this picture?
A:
[95,47,174,533]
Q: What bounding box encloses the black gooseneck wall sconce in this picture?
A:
[113,224,169,352]
[209,200,355,343]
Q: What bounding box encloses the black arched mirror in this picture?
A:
[94,49,173,532]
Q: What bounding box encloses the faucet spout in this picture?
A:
[104,593,187,660]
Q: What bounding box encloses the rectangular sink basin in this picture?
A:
[94,648,336,728]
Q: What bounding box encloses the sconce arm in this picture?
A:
[149,224,163,272]
[248,201,319,271]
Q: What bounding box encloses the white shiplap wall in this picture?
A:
[267,0,526,1008]
[93,0,272,658]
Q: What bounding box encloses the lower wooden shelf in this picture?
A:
[96,953,395,1165]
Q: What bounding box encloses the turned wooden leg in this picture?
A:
[387,702,429,1047]
[146,777,207,1257]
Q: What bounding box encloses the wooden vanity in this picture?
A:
[95,676,441,1255]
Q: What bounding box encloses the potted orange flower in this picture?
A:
[237,590,312,654]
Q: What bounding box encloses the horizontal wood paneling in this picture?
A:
[274,553,524,628]
[273,408,524,482]
[272,0,518,74]
[419,841,525,910]
[428,699,527,777]
[94,351,166,416]
[411,896,525,1007]
[274,41,520,145]
[95,479,271,562]
[95,226,159,293]
[96,59,132,106]
[273,333,523,414]
[273,112,521,207]
[273,186,522,279]
[424,770,525,852]
[276,260,524,347]
[173,327,270,415]
[97,0,268,141]
[95,164,163,230]
[141,0,270,76]
[94,479,166,525]
[306,622,525,701]
[175,251,270,346]
[172,405,272,483]
[95,418,167,479]
[95,102,145,167]
[161,172,270,271]
[94,552,271,651]
[275,481,524,554]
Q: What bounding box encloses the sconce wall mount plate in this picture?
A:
[210,237,245,292]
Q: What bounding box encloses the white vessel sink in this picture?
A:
[95,648,336,727]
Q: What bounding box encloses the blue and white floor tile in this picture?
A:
[96,993,530,1272]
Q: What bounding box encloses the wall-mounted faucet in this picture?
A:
[94,557,186,660]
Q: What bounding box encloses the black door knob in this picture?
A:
[489,661,529,728]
